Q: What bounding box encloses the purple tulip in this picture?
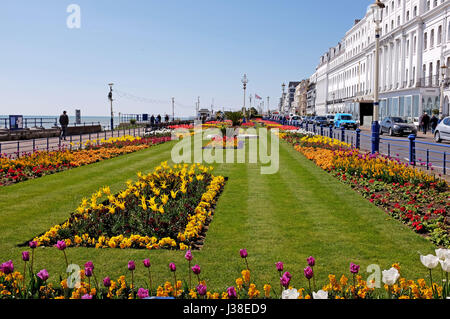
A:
[196,284,207,296]
[84,261,94,270]
[307,256,315,267]
[185,250,193,262]
[29,241,37,249]
[169,263,176,272]
[103,276,111,288]
[143,259,151,268]
[227,286,237,299]
[350,263,360,274]
[84,267,93,277]
[0,260,14,274]
[54,240,66,251]
[81,294,93,299]
[239,249,248,258]
[280,272,291,288]
[304,266,314,280]
[191,264,201,275]
[137,288,149,299]
[275,262,284,272]
[37,269,49,282]
[22,251,30,262]
[128,260,136,271]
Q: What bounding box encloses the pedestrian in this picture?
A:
[150,115,155,126]
[59,110,69,141]
[157,114,161,124]
[421,112,430,134]
[430,114,438,134]
[165,114,169,123]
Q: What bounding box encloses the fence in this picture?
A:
[279,119,449,175]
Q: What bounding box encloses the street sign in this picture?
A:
[9,115,23,130]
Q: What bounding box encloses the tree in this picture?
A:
[225,111,243,126]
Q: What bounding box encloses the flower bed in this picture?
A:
[282,133,450,248]
[1,248,449,299]
[28,162,226,251]
[203,136,243,149]
[0,135,171,187]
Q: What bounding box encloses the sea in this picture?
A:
[0,115,195,130]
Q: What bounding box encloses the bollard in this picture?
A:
[408,134,416,166]
[329,126,333,139]
[313,124,316,135]
[371,121,380,154]
[320,124,324,137]
[355,128,361,149]
[341,127,345,142]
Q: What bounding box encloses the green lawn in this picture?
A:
[0,136,438,293]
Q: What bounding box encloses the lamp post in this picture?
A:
[370,0,384,154]
[242,74,248,118]
[108,83,114,131]
[282,83,286,114]
[440,64,448,119]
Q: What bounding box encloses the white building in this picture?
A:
[311,0,450,125]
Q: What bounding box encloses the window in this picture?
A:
[406,11,410,21]
[413,6,417,17]
[438,25,442,44]
[424,32,428,50]
[430,29,434,48]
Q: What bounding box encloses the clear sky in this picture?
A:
[0,0,373,117]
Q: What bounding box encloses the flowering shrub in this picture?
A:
[0,135,171,187]
[29,162,226,251]
[1,249,449,299]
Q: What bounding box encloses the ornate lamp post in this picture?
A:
[440,64,448,119]
[370,0,384,154]
[241,74,248,117]
[281,83,286,114]
[108,83,114,131]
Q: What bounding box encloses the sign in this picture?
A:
[142,114,149,121]
[9,115,23,130]
[75,110,81,124]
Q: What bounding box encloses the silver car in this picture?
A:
[434,117,450,143]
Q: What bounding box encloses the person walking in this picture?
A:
[430,114,438,134]
[165,114,169,123]
[157,114,162,124]
[421,112,430,135]
[150,115,155,126]
[59,110,69,140]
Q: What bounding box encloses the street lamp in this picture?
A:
[281,83,286,114]
[370,0,384,154]
[440,64,448,119]
[108,83,114,131]
[241,74,248,117]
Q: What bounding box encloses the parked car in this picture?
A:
[325,114,335,127]
[313,116,328,126]
[434,117,450,143]
[334,113,358,130]
[379,117,417,136]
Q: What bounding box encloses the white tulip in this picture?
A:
[282,289,300,300]
[420,254,440,269]
[435,249,450,260]
[312,290,328,299]
[440,259,450,273]
[382,267,400,286]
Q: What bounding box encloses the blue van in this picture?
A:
[334,113,358,130]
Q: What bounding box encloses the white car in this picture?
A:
[434,117,450,143]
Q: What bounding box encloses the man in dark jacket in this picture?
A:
[421,112,430,134]
[430,115,438,134]
[59,111,69,140]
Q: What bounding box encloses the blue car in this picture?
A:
[334,113,358,130]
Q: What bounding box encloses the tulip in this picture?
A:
[304,266,314,280]
[81,294,93,299]
[227,286,237,299]
[0,260,14,275]
[55,241,66,251]
[103,276,111,288]
[137,288,149,299]
[280,271,292,289]
[312,290,328,299]
[192,264,201,276]
[37,269,49,282]
[128,260,136,271]
[185,250,193,262]
[239,249,248,259]
[282,289,299,299]
[29,241,37,274]
[85,261,94,270]
[435,249,450,260]
[196,284,207,297]
[169,263,177,297]
[350,263,360,274]
[307,256,315,267]
[29,241,37,249]
[143,259,151,268]
[275,262,284,272]
[22,251,30,262]
[440,259,450,273]
[382,267,400,288]
[84,267,93,277]
[420,254,440,269]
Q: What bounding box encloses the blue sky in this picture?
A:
[0,0,373,117]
